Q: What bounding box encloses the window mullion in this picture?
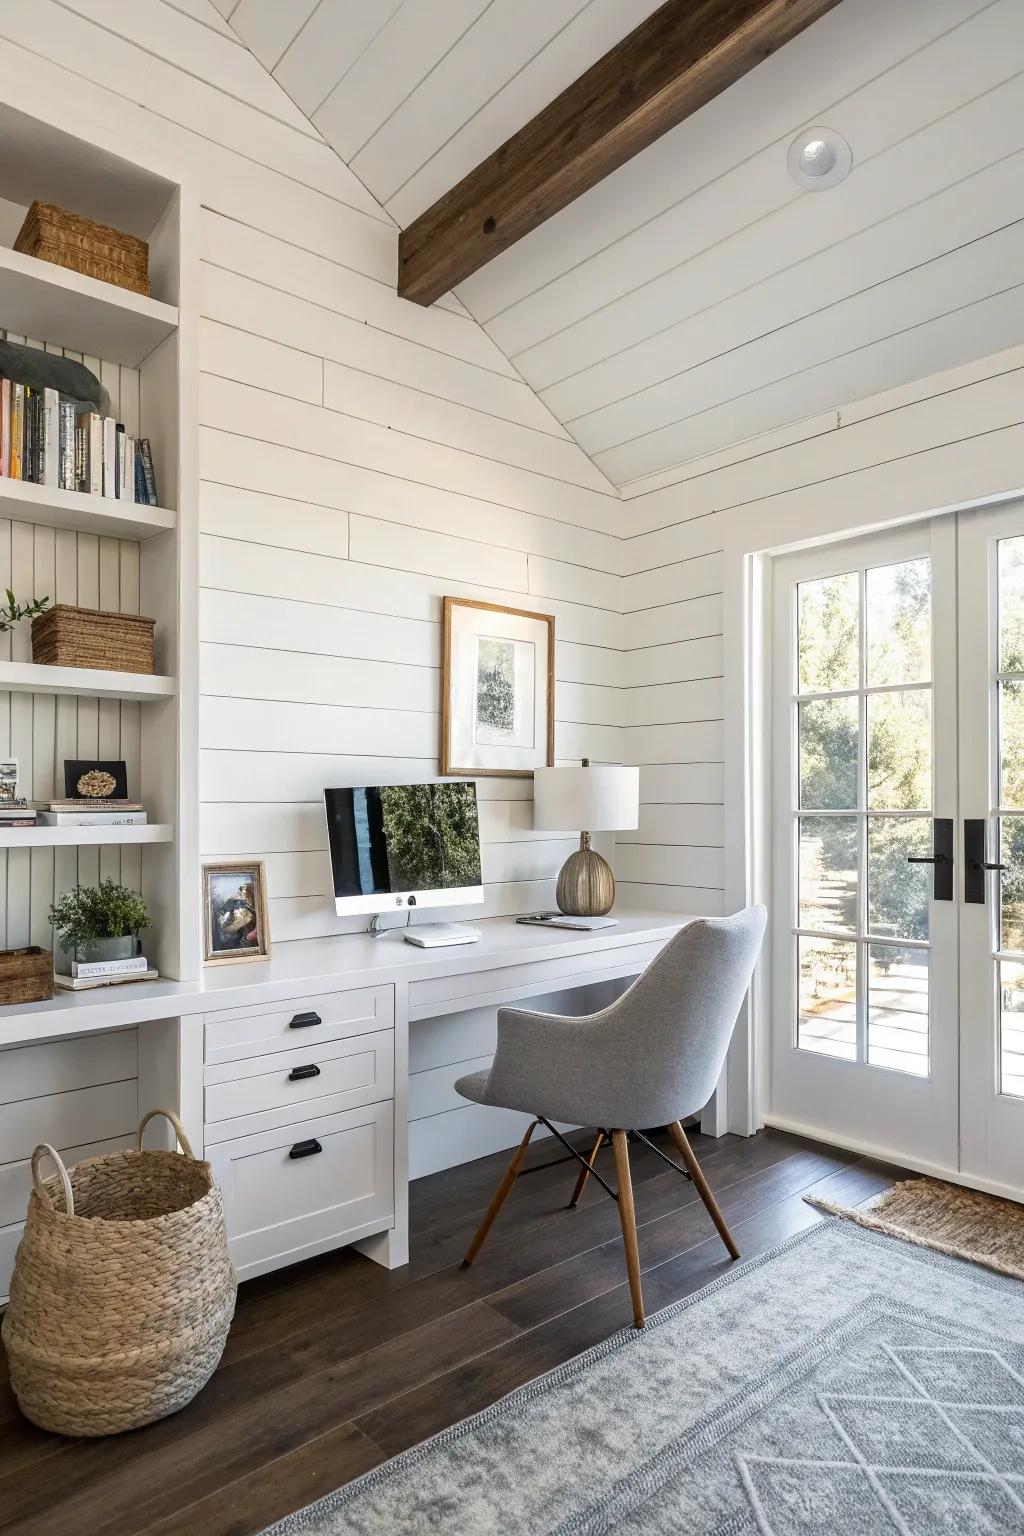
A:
[858,566,868,1065]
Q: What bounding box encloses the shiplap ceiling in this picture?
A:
[224,0,1024,489]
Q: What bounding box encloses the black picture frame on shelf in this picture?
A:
[64,759,129,800]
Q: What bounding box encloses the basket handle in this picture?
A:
[31,1144,75,1216]
[137,1109,196,1159]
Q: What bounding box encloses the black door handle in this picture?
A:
[288,1063,321,1082]
[289,1138,322,1159]
[289,1011,322,1030]
[908,819,953,900]
[964,819,1004,903]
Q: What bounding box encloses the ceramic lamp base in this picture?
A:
[556,832,615,917]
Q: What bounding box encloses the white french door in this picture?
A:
[770,510,1024,1199]
[957,504,1024,1196]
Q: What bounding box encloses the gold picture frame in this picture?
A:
[440,596,555,778]
[202,860,271,965]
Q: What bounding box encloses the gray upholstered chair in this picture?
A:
[455,907,767,1328]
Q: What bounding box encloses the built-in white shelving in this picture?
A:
[0,107,197,989]
[0,244,178,368]
[0,477,175,540]
[0,659,175,701]
[0,823,173,849]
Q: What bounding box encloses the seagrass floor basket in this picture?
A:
[1,1110,236,1437]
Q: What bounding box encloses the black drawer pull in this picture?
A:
[289,1138,322,1159]
[288,1063,321,1082]
[289,1011,322,1030]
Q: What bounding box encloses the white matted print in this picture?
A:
[441,598,554,777]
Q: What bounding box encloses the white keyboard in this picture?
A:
[402,923,481,948]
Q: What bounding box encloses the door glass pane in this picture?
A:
[866,559,930,686]
[999,816,1024,953]
[868,816,930,941]
[798,936,856,1060]
[999,680,1024,807]
[867,690,931,810]
[799,697,858,809]
[868,944,929,1076]
[999,960,1024,1098]
[798,572,858,692]
[799,816,857,933]
[999,537,1024,671]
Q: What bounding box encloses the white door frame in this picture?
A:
[722,483,1024,1147]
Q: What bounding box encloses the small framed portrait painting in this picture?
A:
[440,597,555,777]
[0,759,19,804]
[202,861,271,965]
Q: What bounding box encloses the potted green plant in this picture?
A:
[48,879,151,972]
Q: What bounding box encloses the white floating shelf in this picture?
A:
[0,823,173,848]
[0,478,175,540]
[0,659,175,701]
[0,244,178,367]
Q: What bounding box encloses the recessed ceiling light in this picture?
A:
[788,127,852,191]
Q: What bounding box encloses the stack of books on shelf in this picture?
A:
[0,798,37,828]
[0,381,158,504]
[55,952,159,992]
[37,799,147,827]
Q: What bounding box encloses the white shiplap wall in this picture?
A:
[616,342,1024,915]
[1,0,624,1170]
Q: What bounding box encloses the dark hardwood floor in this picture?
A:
[0,1127,907,1536]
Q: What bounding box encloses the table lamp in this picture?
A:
[533,760,640,916]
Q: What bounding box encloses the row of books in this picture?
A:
[56,953,159,991]
[0,798,146,828]
[0,380,158,505]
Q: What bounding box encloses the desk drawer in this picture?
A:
[407,940,666,1017]
[208,1100,394,1280]
[204,985,393,1065]
[204,1029,394,1141]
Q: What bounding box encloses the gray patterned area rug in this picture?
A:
[262,1220,1024,1535]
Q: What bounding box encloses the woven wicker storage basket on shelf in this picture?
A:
[0,946,53,1004]
[1,1111,236,1437]
[14,201,150,296]
[32,605,156,675]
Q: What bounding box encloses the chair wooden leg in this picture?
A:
[611,1130,645,1329]
[462,1120,538,1266]
[668,1121,740,1260]
[568,1130,605,1208]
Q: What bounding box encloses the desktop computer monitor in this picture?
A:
[324,781,484,918]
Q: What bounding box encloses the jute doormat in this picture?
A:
[807,1176,1024,1280]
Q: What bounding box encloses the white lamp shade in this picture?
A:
[533,765,639,832]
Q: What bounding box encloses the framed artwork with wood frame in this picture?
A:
[440,597,555,778]
[202,860,271,965]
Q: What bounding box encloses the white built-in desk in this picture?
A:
[0,910,691,1295]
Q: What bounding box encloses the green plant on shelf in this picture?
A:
[0,589,49,634]
[48,879,151,949]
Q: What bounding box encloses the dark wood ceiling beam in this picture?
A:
[398,0,841,306]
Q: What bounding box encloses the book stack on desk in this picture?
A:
[55,958,159,991]
[36,799,147,827]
